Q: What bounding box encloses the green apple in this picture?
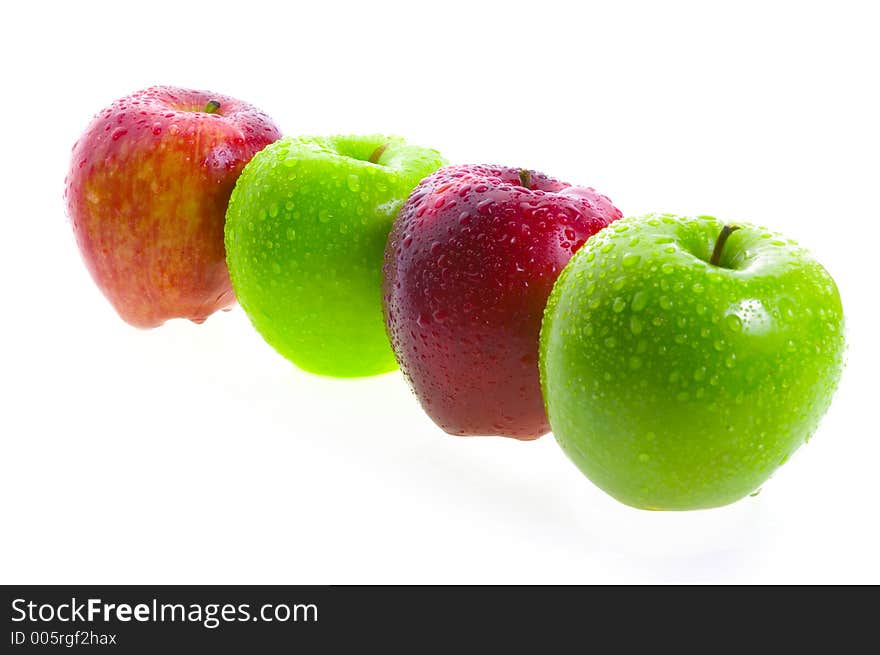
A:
[539,214,845,510]
[225,134,445,377]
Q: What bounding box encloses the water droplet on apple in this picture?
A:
[725,314,743,332]
[629,316,643,335]
[621,253,640,268]
[631,291,647,312]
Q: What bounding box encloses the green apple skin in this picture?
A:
[225,135,445,377]
[539,214,845,510]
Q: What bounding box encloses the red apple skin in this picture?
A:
[383,165,622,439]
[65,86,281,328]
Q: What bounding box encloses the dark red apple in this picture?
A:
[65,86,282,328]
[383,165,622,439]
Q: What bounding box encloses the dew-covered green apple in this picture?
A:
[225,134,445,377]
[540,214,845,510]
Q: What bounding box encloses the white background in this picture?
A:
[1,1,877,584]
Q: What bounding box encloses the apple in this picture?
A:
[540,213,846,509]
[225,134,445,377]
[382,165,622,439]
[65,86,281,327]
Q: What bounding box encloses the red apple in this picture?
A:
[65,86,281,327]
[383,165,622,439]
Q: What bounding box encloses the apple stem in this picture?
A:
[369,143,389,165]
[709,224,741,267]
[203,100,221,114]
[518,169,532,189]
